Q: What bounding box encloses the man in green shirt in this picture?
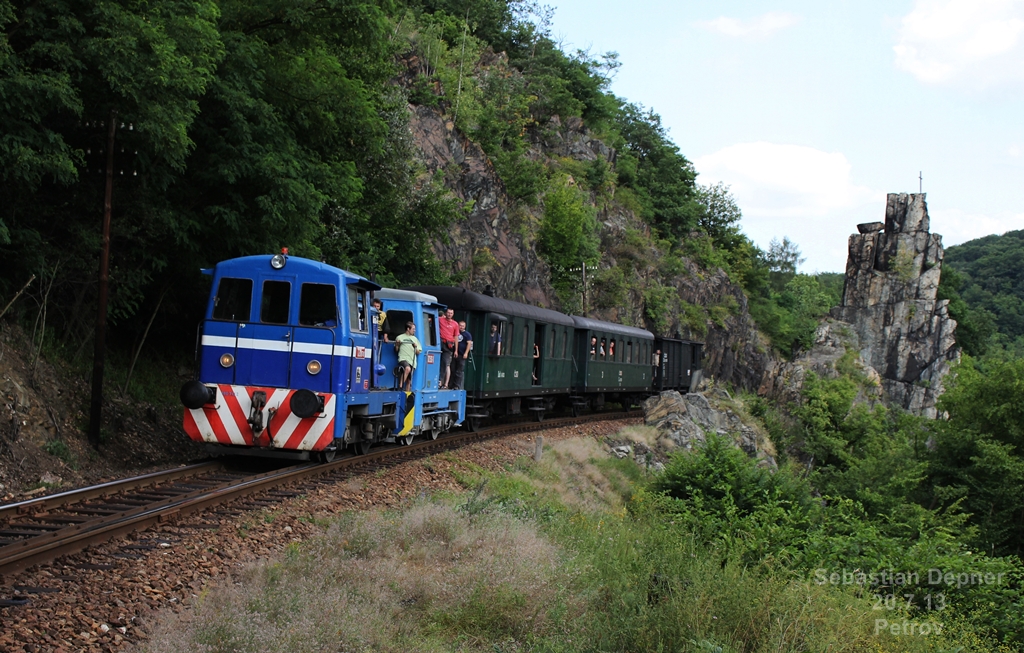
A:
[394,321,422,391]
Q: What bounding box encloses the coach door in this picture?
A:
[249,275,295,388]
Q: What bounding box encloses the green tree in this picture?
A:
[937,264,995,356]
[537,176,598,305]
[695,182,742,245]
[930,357,1024,555]
[612,102,701,240]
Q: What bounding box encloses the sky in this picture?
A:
[548,0,1024,272]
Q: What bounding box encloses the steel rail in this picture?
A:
[0,461,225,520]
[0,463,316,576]
[0,410,638,577]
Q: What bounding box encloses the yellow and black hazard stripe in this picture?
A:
[396,391,416,436]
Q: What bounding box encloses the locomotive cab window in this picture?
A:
[385,310,414,341]
[423,312,438,347]
[261,280,291,324]
[348,287,368,332]
[300,283,338,327]
[212,277,253,321]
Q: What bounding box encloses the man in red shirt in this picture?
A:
[438,307,459,389]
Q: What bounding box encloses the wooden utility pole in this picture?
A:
[88,110,117,450]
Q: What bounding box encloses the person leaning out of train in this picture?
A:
[451,320,472,390]
[489,322,502,356]
[372,298,389,343]
[394,321,422,392]
[532,341,540,384]
[439,307,459,389]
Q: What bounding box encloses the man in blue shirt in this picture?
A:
[488,322,502,355]
[451,320,473,390]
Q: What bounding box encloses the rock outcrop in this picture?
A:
[758,319,883,408]
[643,390,777,468]
[829,193,959,417]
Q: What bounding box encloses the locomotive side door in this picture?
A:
[343,285,373,393]
[248,275,295,388]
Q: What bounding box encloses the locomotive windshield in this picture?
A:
[300,283,338,327]
[261,280,291,324]
[212,277,253,321]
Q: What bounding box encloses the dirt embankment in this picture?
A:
[0,323,203,502]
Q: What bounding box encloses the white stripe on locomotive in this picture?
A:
[201,335,358,357]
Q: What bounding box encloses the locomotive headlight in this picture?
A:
[219,352,235,368]
[306,359,322,375]
[270,253,286,269]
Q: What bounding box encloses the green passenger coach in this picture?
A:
[407,286,576,426]
[571,316,655,412]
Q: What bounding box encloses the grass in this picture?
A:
[43,438,78,469]
[144,433,1001,653]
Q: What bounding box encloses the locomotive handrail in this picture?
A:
[346,336,356,392]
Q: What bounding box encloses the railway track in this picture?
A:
[0,410,633,582]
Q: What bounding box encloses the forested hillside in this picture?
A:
[941,230,1024,357]
[1,0,834,368]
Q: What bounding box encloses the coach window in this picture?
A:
[261,280,291,324]
[548,328,555,357]
[213,278,253,321]
[488,319,505,356]
[423,312,438,347]
[347,287,368,332]
[626,341,632,363]
[563,329,569,359]
[522,324,529,356]
[300,283,338,327]
[609,340,616,361]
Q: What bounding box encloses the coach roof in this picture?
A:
[407,286,575,327]
[571,316,654,340]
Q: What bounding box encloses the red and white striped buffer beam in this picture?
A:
[183,385,337,451]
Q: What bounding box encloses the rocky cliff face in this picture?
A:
[408,104,557,308]
[829,193,959,417]
[408,102,774,391]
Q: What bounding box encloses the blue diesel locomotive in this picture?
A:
[179,253,465,460]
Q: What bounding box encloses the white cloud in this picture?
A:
[894,0,1024,86]
[696,12,800,38]
[694,142,878,218]
[694,142,882,273]
[929,207,1024,246]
